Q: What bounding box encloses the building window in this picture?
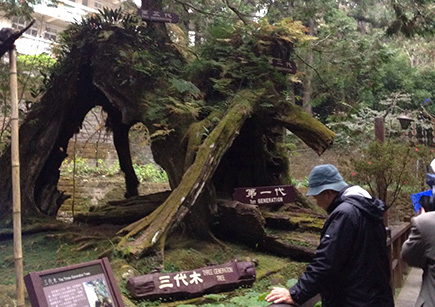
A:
[27,28,39,37]
[82,0,88,6]
[12,16,26,30]
[12,17,39,37]
[94,1,102,9]
[44,26,57,41]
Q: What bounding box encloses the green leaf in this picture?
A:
[169,78,201,98]
[203,293,227,301]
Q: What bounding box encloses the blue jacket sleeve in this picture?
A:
[290,207,357,304]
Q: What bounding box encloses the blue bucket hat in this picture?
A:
[306,164,348,196]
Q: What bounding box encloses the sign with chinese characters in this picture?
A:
[24,258,125,307]
[233,185,296,205]
[137,9,179,23]
[270,59,297,74]
[127,261,255,300]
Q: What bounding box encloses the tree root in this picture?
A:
[72,242,96,252]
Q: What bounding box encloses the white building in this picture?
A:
[0,0,120,55]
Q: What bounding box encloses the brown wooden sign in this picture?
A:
[127,261,255,300]
[137,9,179,23]
[233,185,296,205]
[24,258,125,307]
[270,59,297,74]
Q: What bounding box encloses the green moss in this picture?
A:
[0,233,62,285]
[288,215,325,231]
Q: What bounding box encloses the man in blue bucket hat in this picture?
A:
[266,164,393,307]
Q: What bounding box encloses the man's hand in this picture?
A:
[265,287,296,305]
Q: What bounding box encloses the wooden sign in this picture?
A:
[137,9,179,23]
[270,59,297,74]
[24,258,125,307]
[127,261,255,300]
[233,185,296,205]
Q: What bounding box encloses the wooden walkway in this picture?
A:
[395,267,422,307]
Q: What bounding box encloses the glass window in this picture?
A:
[12,17,39,37]
[12,16,26,30]
[44,26,57,41]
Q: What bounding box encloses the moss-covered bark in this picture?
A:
[273,99,335,155]
[116,89,262,258]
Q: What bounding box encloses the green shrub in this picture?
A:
[60,156,168,183]
[341,141,433,208]
[134,163,168,183]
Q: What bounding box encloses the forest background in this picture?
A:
[2,0,434,160]
[0,0,434,306]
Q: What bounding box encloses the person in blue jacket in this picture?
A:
[266,164,394,307]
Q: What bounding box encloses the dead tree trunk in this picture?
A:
[116,89,262,258]
[116,86,335,258]
[0,56,97,222]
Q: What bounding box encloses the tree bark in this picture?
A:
[116,89,262,258]
[273,98,335,155]
[302,19,315,115]
[215,200,316,262]
[74,191,170,225]
[0,55,97,223]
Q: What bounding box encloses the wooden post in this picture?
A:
[374,117,388,226]
[9,47,25,307]
[374,117,385,142]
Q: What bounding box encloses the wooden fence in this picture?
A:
[386,222,412,292]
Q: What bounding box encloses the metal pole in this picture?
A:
[9,47,25,307]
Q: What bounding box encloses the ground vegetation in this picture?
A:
[0,0,433,305]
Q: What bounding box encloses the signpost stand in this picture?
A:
[127,261,255,301]
[270,59,297,74]
[24,258,125,307]
[137,9,179,23]
[233,185,296,206]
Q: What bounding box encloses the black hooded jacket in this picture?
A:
[290,186,394,307]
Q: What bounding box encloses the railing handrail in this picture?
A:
[387,223,412,247]
[386,221,412,293]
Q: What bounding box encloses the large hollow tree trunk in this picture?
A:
[116,87,335,259]
[116,89,262,258]
[108,114,139,198]
[0,57,98,223]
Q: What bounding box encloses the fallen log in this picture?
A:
[214,200,317,262]
[74,191,170,225]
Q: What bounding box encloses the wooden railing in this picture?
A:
[386,222,412,292]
